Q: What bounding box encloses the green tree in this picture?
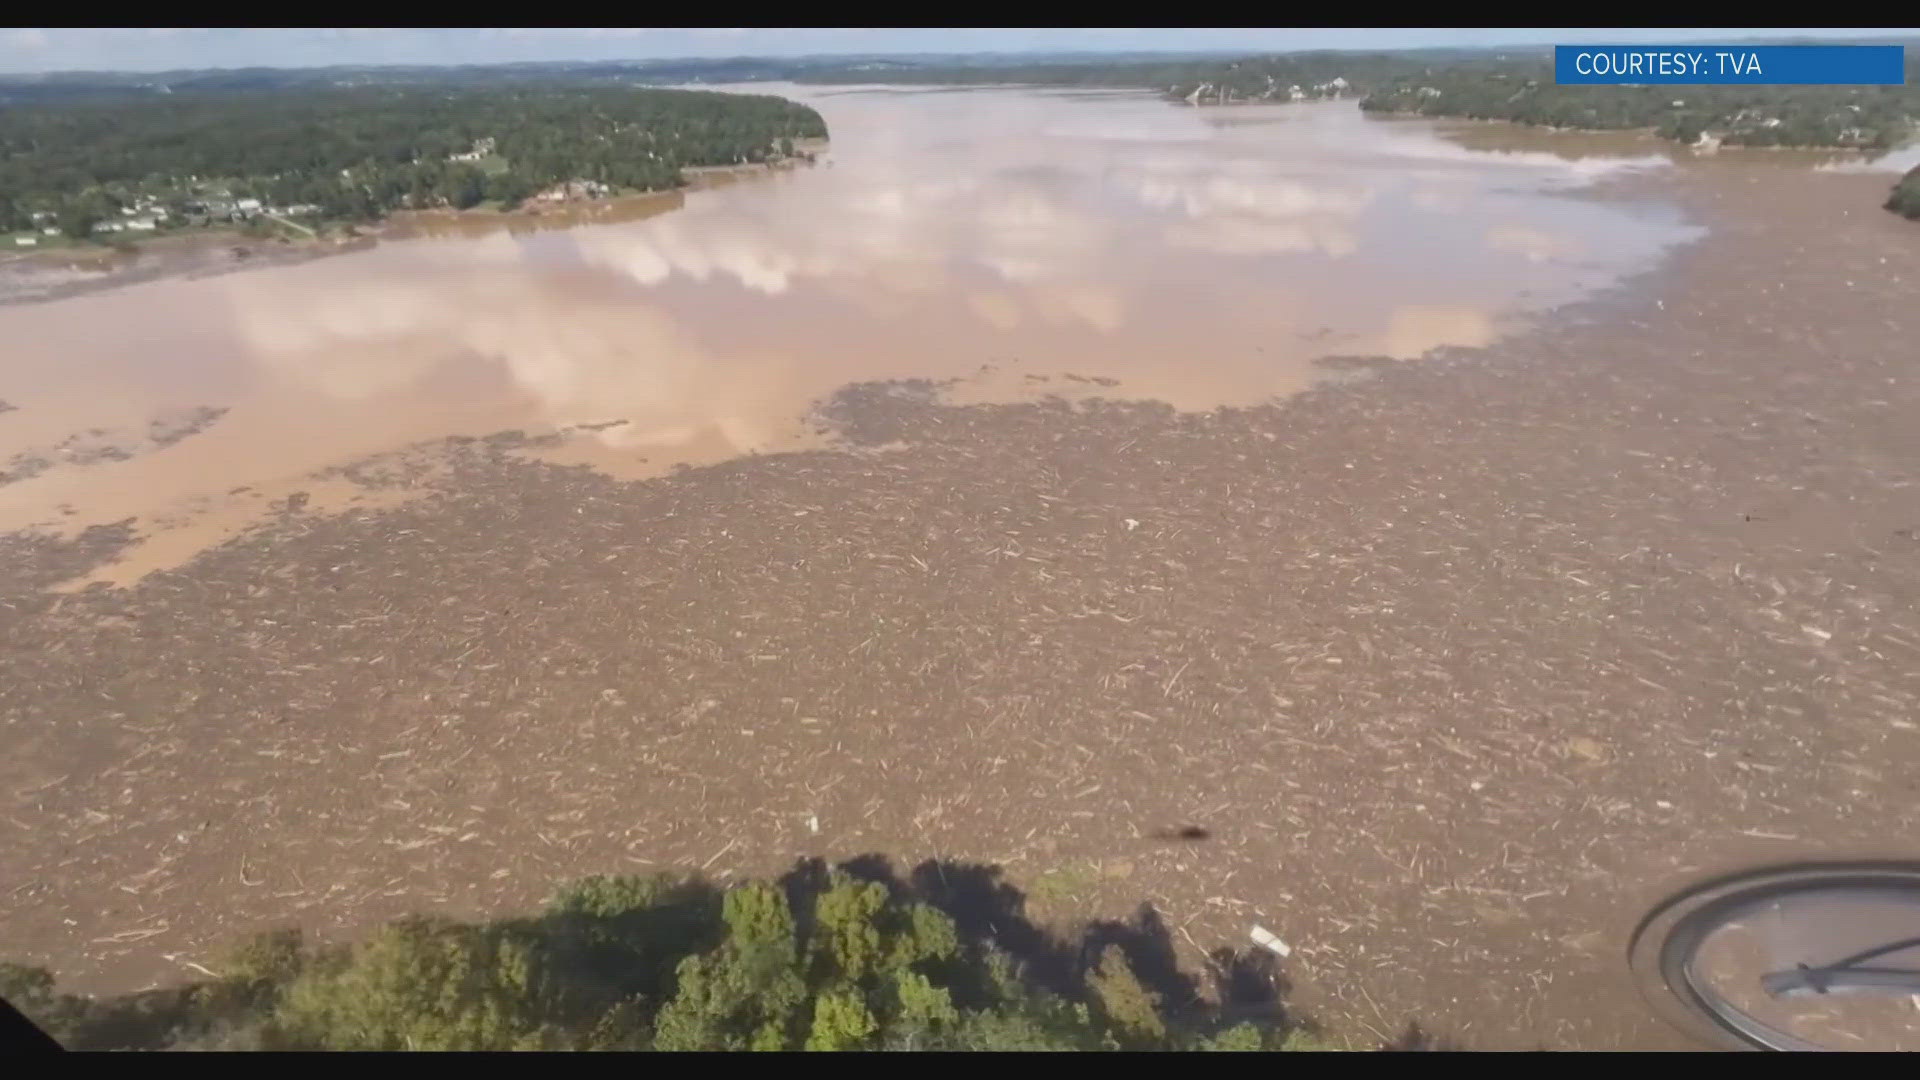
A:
[1888,166,1920,221]
[1195,1022,1290,1051]
[1088,945,1167,1048]
[484,171,535,209]
[274,917,565,1051]
[447,166,486,210]
[192,928,307,1020]
[803,989,878,1050]
[651,882,807,1051]
[57,201,98,239]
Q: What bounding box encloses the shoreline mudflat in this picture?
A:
[0,230,371,305]
[0,158,1914,1050]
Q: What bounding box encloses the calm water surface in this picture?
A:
[0,87,1699,586]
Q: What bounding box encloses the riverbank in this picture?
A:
[1347,103,1920,154]
[376,188,691,241]
[0,228,370,306]
[0,149,826,305]
[385,146,827,238]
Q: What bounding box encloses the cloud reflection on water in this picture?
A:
[0,90,1695,584]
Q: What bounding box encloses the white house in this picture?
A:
[449,136,497,162]
[532,179,612,203]
[13,236,37,246]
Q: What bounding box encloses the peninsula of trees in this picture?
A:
[0,85,826,240]
[1357,56,1920,150]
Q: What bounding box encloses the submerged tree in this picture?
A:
[1888,165,1920,220]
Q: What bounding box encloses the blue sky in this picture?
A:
[1,28,1913,75]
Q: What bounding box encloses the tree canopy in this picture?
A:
[0,84,826,232]
[1,860,1339,1052]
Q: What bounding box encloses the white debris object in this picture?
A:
[1249,924,1291,958]
[1124,518,1140,531]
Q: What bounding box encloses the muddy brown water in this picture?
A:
[2,86,1918,1050]
[1,91,1692,589]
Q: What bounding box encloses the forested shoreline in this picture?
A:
[780,50,1920,153]
[1356,57,1920,150]
[805,50,1920,154]
[0,85,825,240]
[4,46,1914,249]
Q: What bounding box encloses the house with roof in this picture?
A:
[449,136,497,163]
